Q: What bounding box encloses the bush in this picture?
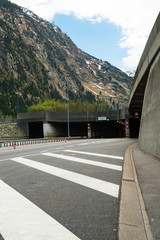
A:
[28,99,108,113]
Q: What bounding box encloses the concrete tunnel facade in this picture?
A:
[17,109,128,139]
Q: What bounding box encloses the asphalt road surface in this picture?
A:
[0,138,136,240]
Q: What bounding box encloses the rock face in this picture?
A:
[0,0,133,116]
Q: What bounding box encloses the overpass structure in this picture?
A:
[17,108,128,138]
[128,13,160,158]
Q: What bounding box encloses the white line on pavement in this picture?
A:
[11,157,119,198]
[40,150,49,153]
[64,150,123,160]
[77,143,89,146]
[42,152,122,171]
[0,159,10,162]
[0,180,80,240]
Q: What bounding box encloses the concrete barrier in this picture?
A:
[0,138,65,148]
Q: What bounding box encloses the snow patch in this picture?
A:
[86,60,90,65]
[92,69,97,76]
[105,92,115,97]
[94,83,104,90]
[53,26,58,32]
[97,64,101,70]
[86,86,99,96]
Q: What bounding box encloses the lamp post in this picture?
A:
[15,92,19,116]
[66,77,70,137]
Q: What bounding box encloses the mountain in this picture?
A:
[0,0,133,117]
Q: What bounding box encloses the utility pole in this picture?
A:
[66,77,70,137]
[15,92,19,116]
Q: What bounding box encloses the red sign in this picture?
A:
[134,112,139,118]
[125,121,129,129]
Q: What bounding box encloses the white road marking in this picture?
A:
[64,150,123,160]
[11,157,119,198]
[77,143,89,146]
[87,139,116,144]
[42,152,122,171]
[0,180,80,240]
[40,150,49,153]
[0,159,10,162]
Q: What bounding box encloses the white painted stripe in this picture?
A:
[42,152,122,171]
[0,180,80,240]
[77,143,89,146]
[11,157,119,198]
[0,159,10,162]
[65,150,123,160]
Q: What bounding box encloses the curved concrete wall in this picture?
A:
[129,13,160,103]
[138,51,160,158]
[128,12,160,158]
[129,13,160,114]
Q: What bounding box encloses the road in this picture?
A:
[0,138,136,240]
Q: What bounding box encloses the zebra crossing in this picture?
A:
[0,148,123,240]
[0,180,80,240]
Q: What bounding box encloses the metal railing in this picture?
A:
[0,118,17,125]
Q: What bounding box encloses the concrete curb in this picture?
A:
[118,143,153,240]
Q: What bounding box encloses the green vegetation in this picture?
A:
[28,98,108,112]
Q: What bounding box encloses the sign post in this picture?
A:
[125,120,130,137]
[87,123,91,139]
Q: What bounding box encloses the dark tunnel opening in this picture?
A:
[29,122,44,138]
[129,118,140,138]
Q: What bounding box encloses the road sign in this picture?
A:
[125,121,129,129]
[87,123,91,130]
[98,116,106,121]
[134,112,139,118]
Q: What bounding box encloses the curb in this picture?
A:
[118,143,153,240]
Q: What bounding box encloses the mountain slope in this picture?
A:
[0,0,133,116]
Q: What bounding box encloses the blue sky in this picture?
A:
[11,0,160,72]
[53,14,127,70]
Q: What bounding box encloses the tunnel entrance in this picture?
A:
[129,118,140,138]
[92,121,125,138]
[29,122,44,138]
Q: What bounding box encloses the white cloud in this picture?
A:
[10,0,160,69]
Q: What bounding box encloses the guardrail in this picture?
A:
[0,118,17,124]
[0,138,65,148]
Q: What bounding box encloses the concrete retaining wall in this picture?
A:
[129,13,160,107]
[138,51,160,158]
[0,123,26,138]
[128,13,160,158]
[43,123,65,137]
